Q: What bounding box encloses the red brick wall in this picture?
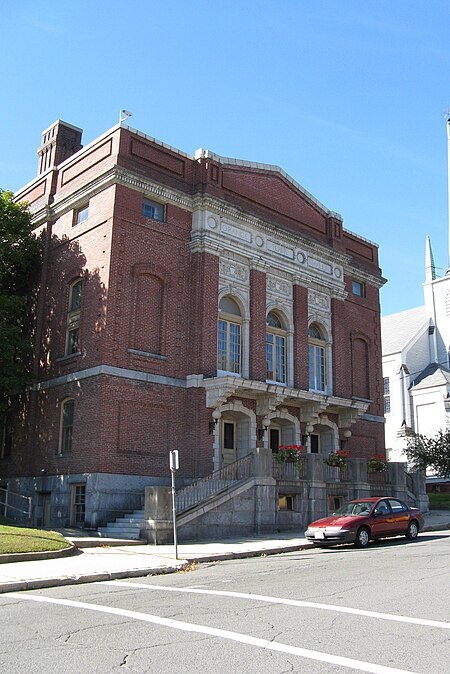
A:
[293,284,309,389]
[5,122,386,482]
[249,269,266,381]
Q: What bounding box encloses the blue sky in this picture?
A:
[1,1,449,316]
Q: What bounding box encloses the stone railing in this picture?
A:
[176,453,254,512]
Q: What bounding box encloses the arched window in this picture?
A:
[308,323,326,392]
[266,310,287,383]
[66,279,82,355]
[59,399,74,455]
[217,296,242,374]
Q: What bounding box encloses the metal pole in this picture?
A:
[171,468,178,560]
[169,450,179,560]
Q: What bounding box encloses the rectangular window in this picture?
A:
[66,281,82,355]
[142,198,165,222]
[383,377,391,413]
[352,280,365,297]
[309,343,325,391]
[217,319,241,374]
[266,333,286,382]
[74,205,89,226]
[0,416,12,460]
[70,484,86,526]
[329,495,344,512]
[279,494,294,511]
[59,400,74,454]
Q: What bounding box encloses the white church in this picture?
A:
[381,116,450,483]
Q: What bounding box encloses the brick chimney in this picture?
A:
[37,120,83,175]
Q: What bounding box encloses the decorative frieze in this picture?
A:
[267,239,295,260]
[308,289,331,313]
[220,260,249,283]
[267,276,291,298]
[221,221,252,243]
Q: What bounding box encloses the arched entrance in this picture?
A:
[213,401,256,468]
[307,416,338,456]
[265,409,301,453]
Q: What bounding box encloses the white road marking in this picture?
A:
[6,592,417,674]
[104,580,450,630]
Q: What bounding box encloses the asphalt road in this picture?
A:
[1,532,449,674]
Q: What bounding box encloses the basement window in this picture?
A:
[329,495,344,513]
[279,494,294,511]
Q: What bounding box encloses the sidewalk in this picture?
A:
[0,510,448,595]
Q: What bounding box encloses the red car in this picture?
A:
[305,497,424,548]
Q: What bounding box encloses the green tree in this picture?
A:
[406,430,450,478]
[0,190,41,411]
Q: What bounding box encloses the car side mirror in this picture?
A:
[373,510,381,517]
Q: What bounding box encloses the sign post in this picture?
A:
[169,450,179,560]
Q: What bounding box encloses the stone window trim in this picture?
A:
[127,348,168,361]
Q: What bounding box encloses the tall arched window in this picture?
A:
[59,399,74,455]
[266,310,287,383]
[217,296,242,374]
[66,279,82,355]
[308,323,326,392]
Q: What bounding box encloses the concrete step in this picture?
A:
[97,527,142,540]
[106,519,143,527]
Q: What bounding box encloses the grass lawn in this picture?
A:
[428,492,450,508]
[0,520,71,555]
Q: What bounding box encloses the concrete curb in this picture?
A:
[0,544,76,565]
[0,524,447,596]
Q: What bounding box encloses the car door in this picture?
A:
[370,499,392,538]
[387,498,410,534]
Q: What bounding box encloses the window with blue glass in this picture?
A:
[266,311,286,383]
[308,323,326,392]
[217,296,241,374]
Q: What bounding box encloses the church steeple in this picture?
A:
[425,235,436,282]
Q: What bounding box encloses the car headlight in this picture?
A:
[325,526,344,533]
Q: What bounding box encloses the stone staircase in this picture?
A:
[97,509,145,540]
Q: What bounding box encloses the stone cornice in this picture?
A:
[26,164,383,290]
[344,264,387,290]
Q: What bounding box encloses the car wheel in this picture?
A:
[355,527,370,548]
[406,520,419,540]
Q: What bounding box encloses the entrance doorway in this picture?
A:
[222,421,236,465]
[270,428,280,453]
[310,434,320,453]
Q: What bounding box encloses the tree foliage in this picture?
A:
[0,189,41,410]
[405,429,450,478]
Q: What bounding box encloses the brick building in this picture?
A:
[2,119,388,531]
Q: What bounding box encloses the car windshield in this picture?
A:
[333,502,374,516]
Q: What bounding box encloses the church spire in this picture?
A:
[425,235,436,282]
